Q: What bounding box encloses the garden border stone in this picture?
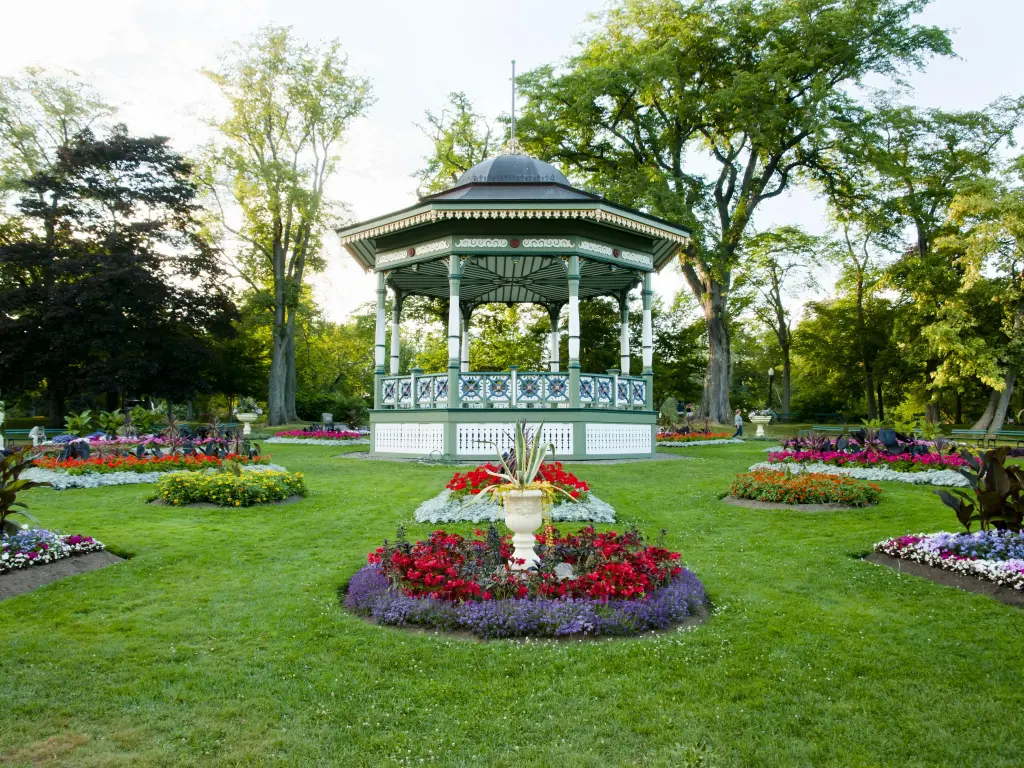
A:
[722,495,873,512]
[865,552,1024,608]
[0,551,123,601]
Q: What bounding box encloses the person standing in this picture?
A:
[733,408,743,438]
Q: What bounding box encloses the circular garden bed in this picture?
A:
[727,469,882,510]
[345,525,708,639]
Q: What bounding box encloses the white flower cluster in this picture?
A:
[874,535,1024,591]
[657,438,744,448]
[747,461,970,488]
[264,437,370,446]
[413,489,617,525]
[21,462,288,491]
[1,533,105,574]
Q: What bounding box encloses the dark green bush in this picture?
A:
[294,393,369,426]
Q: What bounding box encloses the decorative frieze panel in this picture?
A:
[521,238,573,248]
[456,423,573,456]
[585,424,652,455]
[374,423,444,454]
[376,238,450,268]
[454,238,508,249]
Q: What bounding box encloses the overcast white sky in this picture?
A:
[2,0,1023,321]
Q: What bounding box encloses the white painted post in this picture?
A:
[548,304,561,372]
[389,290,403,376]
[642,271,654,410]
[619,294,631,375]
[374,271,387,409]
[568,255,581,408]
[460,305,472,373]
[447,255,462,410]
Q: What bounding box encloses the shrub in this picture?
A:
[729,470,881,506]
[153,470,306,507]
[294,392,368,426]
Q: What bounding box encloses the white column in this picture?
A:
[642,271,653,373]
[389,291,403,376]
[448,256,462,368]
[619,295,630,375]
[460,305,471,373]
[374,271,387,373]
[548,304,561,372]
[568,257,580,364]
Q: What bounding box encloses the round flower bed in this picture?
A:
[151,470,306,507]
[1,528,105,574]
[415,462,615,523]
[729,470,881,507]
[265,429,369,446]
[748,460,970,488]
[345,526,708,639]
[32,453,267,475]
[766,450,966,473]
[657,431,736,444]
[874,530,1024,590]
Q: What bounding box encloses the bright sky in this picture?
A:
[3,0,1023,322]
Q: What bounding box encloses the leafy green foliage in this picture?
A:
[0,448,48,533]
[63,410,92,436]
[936,447,1024,532]
[97,410,125,436]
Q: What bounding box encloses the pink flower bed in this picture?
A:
[273,429,362,440]
[768,450,967,473]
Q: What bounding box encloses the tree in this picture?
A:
[0,126,237,424]
[517,0,951,421]
[736,226,821,413]
[201,26,374,425]
[414,92,501,195]
[0,67,114,198]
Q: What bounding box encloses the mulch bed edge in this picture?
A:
[722,495,871,512]
[865,551,1024,607]
[0,550,124,601]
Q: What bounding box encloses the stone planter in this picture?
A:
[236,413,257,436]
[749,414,772,437]
[503,489,543,571]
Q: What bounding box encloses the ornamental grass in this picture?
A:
[153,470,306,507]
[729,469,882,507]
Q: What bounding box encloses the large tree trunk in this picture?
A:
[925,400,941,425]
[781,354,792,415]
[855,280,877,420]
[268,329,289,426]
[46,387,65,429]
[988,370,1017,435]
[700,283,732,423]
[285,331,299,422]
[973,389,1000,431]
[876,380,883,421]
[954,392,962,424]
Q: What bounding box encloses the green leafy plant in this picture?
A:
[473,421,575,507]
[0,449,49,533]
[63,410,93,437]
[918,417,942,441]
[129,405,158,435]
[935,447,1024,532]
[97,410,125,436]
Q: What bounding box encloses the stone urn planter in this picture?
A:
[236,413,258,436]
[503,489,543,571]
[749,414,772,437]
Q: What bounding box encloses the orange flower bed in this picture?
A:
[729,470,881,507]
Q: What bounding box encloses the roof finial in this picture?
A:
[506,59,524,155]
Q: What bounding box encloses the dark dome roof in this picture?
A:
[455,154,570,186]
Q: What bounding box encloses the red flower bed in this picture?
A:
[445,461,589,502]
[367,526,682,602]
[32,453,267,475]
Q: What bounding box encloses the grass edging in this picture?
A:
[865,551,1024,608]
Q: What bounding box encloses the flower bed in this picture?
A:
[656,432,735,444]
[729,470,881,507]
[32,453,267,475]
[874,531,1024,591]
[21,462,289,491]
[1,528,105,575]
[265,429,369,446]
[152,470,306,507]
[345,526,708,639]
[656,438,744,447]
[766,450,966,473]
[415,462,614,523]
[447,461,589,502]
[748,460,969,488]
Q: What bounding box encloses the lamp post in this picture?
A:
[767,367,774,411]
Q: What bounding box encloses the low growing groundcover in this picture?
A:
[1,441,1023,766]
[151,469,307,507]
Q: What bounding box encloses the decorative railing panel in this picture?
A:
[456,423,574,456]
[380,371,648,410]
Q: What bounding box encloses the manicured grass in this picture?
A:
[1,443,1022,766]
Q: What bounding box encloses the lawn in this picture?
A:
[1,442,1022,767]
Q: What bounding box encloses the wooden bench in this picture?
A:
[991,430,1024,447]
[951,429,987,445]
[2,428,48,447]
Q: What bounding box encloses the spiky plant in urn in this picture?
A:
[474,420,576,570]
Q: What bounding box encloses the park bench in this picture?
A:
[798,425,846,437]
[951,429,987,445]
[991,430,1024,447]
[2,428,47,446]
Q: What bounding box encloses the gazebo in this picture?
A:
[337,150,690,460]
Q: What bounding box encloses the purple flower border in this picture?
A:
[344,565,709,640]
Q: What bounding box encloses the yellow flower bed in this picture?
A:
[154,470,306,507]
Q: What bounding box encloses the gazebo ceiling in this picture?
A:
[386,254,639,305]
